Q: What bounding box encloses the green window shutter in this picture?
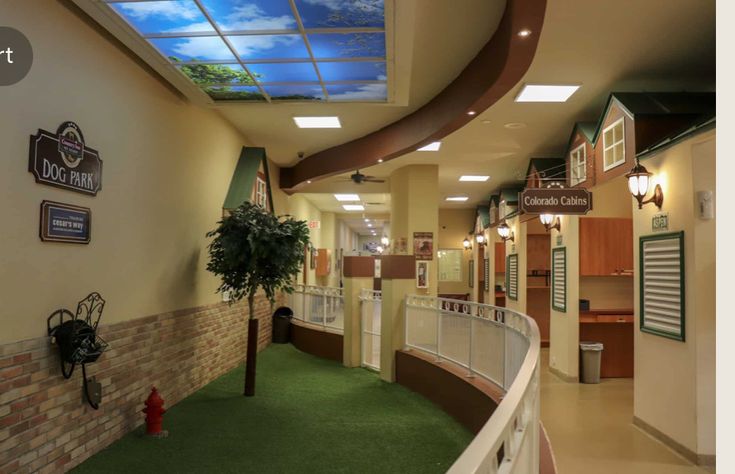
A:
[640,231,685,341]
[507,254,518,301]
[552,247,566,312]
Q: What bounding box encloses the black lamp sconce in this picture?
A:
[626,158,664,209]
[462,237,472,250]
[497,222,515,242]
[539,213,561,232]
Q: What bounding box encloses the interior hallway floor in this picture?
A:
[540,349,714,473]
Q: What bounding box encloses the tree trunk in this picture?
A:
[244,294,258,397]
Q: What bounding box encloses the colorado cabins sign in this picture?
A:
[29,122,103,195]
[519,188,593,215]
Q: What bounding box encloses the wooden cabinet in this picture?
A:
[494,242,505,273]
[315,249,331,277]
[579,217,633,276]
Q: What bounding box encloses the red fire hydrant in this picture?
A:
[143,387,168,437]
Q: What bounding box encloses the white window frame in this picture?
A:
[569,143,587,186]
[602,117,626,171]
[255,177,267,209]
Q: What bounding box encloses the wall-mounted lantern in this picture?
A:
[380,236,389,247]
[625,158,664,209]
[475,233,487,246]
[497,222,514,242]
[539,213,561,232]
[462,237,472,250]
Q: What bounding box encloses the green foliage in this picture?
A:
[171,56,256,85]
[206,202,310,315]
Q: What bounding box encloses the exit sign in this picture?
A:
[308,220,321,229]
[652,213,669,232]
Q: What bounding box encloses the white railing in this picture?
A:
[404,295,540,474]
[359,288,382,370]
[288,284,344,333]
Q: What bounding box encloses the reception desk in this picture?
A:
[579,309,634,378]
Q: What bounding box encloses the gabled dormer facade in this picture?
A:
[524,158,566,189]
[588,92,715,185]
[488,194,500,228]
[498,186,523,221]
[223,147,275,214]
[564,122,596,188]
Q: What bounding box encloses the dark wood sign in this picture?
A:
[520,188,593,215]
[40,200,91,244]
[29,122,103,195]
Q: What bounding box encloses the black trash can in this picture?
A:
[272,307,293,344]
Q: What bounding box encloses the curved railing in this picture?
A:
[404,295,540,473]
[288,284,344,333]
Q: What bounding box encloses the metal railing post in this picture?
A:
[322,292,327,331]
[302,289,306,322]
[467,317,474,377]
[404,296,409,351]
[436,301,442,362]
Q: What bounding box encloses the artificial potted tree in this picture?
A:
[206,202,310,396]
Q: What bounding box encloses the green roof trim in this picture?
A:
[476,205,490,229]
[223,147,274,212]
[489,194,500,207]
[499,186,523,205]
[563,122,596,156]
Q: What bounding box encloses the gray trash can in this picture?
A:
[580,342,604,384]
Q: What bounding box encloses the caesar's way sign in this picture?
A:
[520,188,593,215]
[29,122,103,195]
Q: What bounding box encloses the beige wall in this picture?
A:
[0,1,296,344]
[633,129,715,457]
[287,194,322,285]
[437,208,474,296]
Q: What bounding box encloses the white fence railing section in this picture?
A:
[289,284,344,333]
[404,295,541,474]
[359,289,382,370]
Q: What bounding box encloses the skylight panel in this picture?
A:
[246,62,319,83]
[307,33,386,59]
[294,0,384,28]
[228,34,309,60]
[149,37,237,62]
[177,63,255,85]
[200,0,297,32]
[109,0,214,35]
[264,85,324,101]
[326,83,386,102]
[204,85,265,101]
[317,61,386,82]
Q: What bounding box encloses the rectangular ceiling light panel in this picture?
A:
[417,141,442,151]
[459,176,490,182]
[446,196,469,201]
[294,116,341,128]
[342,204,365,211]
[106,0,388,103]
[515,84,580,102]
[334,194,360,201]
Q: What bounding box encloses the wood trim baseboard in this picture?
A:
[632,416,715,467]
[548,365,578,383]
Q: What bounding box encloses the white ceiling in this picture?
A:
[300,193,389,235]
[297,0,715,210]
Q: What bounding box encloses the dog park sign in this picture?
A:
[29,122,103,196]
[519,188,593,215]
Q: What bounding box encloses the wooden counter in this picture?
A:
[579,309,633,378]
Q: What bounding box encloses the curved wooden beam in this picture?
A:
[280,0,548,192]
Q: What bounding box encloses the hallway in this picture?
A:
[540,349,713,474]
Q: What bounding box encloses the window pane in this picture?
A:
[204,85,265,101]
[327,83,387,101]
[308,33,386,59]
[317,61,386,81]
[177,63,255,85]
[614,143,624,163]
[110,1,214,34]
[150,37,237,61]
[246,62,319,83]
[604,128,613,147]
[264,84,324,100]
[295,0,384,28]
[614,122,624,142]
[229,35,309,60]
[200,0,297,32]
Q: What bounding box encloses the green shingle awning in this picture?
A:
[223,147,274,212]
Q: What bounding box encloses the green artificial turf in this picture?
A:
[73,344,472,474]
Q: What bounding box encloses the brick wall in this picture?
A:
[0,293,282,473]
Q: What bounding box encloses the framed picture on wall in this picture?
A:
[469,260,474,288]
[416,260,429,289]
[413,232,434,260]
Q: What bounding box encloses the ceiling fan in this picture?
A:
[342,170,385,184]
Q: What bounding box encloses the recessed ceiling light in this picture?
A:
[306,180,312,184]
[417,141,441,152]
[334,194,360,201]
[467,111,476,116]
[364,218,370,222]
[515,84,580,103]
[343,204,365,211]
[367,223,373,227]
[481,120,491,124]
[446,196,469,202]
[377,159,383,163]
[459,175,490,182]
[518,29,532,37]
[293,116,341,128]
[504,122,527,129]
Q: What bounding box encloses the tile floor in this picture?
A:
[539,349,714,474]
